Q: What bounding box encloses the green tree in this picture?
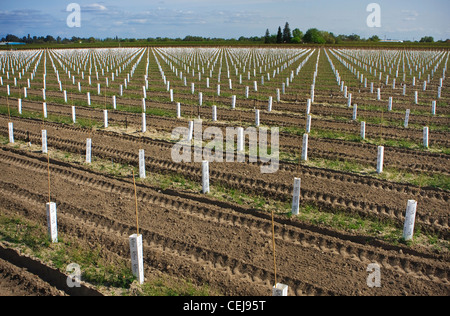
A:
[321,31,336,44]
[276,27,283,44]
[283,22,292,43]
[419,36,434,43]
[184,36,204,42]
[264,29,271,44]
[292,28,303,41]
[44,35,56,43]
[5,34,22,42]
[347,34,361,42]
[303,28,325,44]
[335,35,347,43]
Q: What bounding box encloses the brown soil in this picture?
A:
[4,98,449,176]
[1,47,448,297]
[1,114,448,237]
[0,256,63,296]
[15,91,450,148]
[0,140,448,296]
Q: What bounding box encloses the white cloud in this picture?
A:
[130,19,148,24]
[82,3,108,12]
[401,10,419,21]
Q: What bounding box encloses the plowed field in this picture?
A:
[0,47,448,296]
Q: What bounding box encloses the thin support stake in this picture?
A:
[7,95,11,121]
[132,169,139,236]
[271,210,277,287]
[47,152,51,204]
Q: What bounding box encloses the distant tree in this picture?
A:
[5,34,22,42]
[303,28,325,44]
[347,34,361,42]
[45,35,55,43]
[267,35,277,44]
[264,29,271,44]
[283,22,292,43]
[419,36,434,43]
[369,35,380,42]
[336,34,348,43]
[321,31,336,44]
[276,27,283,44]
[184,35,204,42]
[292,28,303,41]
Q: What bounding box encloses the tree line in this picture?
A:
[264,22,446,44]
[0,34,94,45]
[0,34,263,45]
[264,23,381,44]
[1,27,447,46]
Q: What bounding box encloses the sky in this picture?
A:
[0,0,449,41]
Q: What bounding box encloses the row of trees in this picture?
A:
[1,34,266,45]
[264,23,382,44]
[264,23,444,44]
[0,34,98,44]
[1,30,446,46]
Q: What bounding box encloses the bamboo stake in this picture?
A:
[380,104,384,145]
[39,55,51,204]
[132,169,139,236]
[6,95,11,121]
[47,152,51,204]
[271,210,277,287]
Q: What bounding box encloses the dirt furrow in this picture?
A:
[1,116,448,237]
[0,145,448,296]
[0,255,64,296]
[8,90,450,146]
[1,150,447,283]
[3,98,450,175]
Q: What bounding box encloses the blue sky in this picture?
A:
[1,0,449,40]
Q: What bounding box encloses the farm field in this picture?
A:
[0,46,448,296]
